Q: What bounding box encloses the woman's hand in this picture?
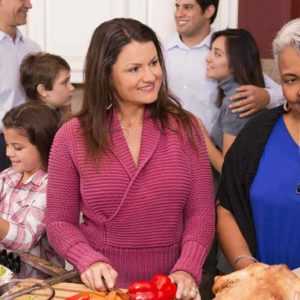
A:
[169,271,201,300]
[80,262,118,291]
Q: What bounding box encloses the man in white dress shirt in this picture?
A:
[0,0,40,170]
[164,0,283,134]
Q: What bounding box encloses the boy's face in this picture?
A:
[43,69,74,109]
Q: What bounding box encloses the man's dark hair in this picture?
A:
[196,0,219,23]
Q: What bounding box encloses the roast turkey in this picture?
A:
[213,263,300,300]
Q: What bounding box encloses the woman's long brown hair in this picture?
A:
[78,18,199,157]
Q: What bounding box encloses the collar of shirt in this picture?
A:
[4,168,47,188]
[218,75,240,97]
[165,31,213,51]
[0,28,24,43]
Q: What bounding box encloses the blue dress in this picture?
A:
[250,116,300,269]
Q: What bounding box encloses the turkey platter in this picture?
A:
[213,263,300,300]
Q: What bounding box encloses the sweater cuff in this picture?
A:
[66,242,111,273]
[171,240,208,284]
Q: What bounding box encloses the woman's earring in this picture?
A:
[106,103,112,110]
[283,101,290,112]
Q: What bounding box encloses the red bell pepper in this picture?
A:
[128,281,158,300]
[151,275,172,291]
[158,282,177,300]
[129,274,177,300]
[151,275,176,300]
[65,293,90,300]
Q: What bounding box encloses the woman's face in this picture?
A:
[279,46,300,114]
[206,36,231,81]
[111,40,163,109]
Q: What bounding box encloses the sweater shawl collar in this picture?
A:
[109,109,161,179]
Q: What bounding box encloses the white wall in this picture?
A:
[23,0,238,83]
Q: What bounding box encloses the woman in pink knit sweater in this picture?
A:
[46,18,215,300]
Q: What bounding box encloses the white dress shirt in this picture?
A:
[0,29,40,131]
[164,32,284,134]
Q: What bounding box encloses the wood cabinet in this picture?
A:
[239,0,300,58]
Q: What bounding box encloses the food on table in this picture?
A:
[0,263,14,285]
[212,263,300,300]
[66,290,128,300]
[128,274,176,300]
[0,249,21,273]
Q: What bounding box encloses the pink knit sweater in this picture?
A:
[46,111,215,287]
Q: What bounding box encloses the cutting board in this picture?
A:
[15,282,107,300]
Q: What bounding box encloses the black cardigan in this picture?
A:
[217,105,285,257]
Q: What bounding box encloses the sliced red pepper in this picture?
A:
[65,292,90,300]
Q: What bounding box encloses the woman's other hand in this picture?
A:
[80,262,118,291]
[169,271,201,300]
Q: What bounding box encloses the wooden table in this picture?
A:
[15,282,106,300]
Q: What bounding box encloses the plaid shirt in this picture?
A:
[0,168,63,276]
[0,168,52,252]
